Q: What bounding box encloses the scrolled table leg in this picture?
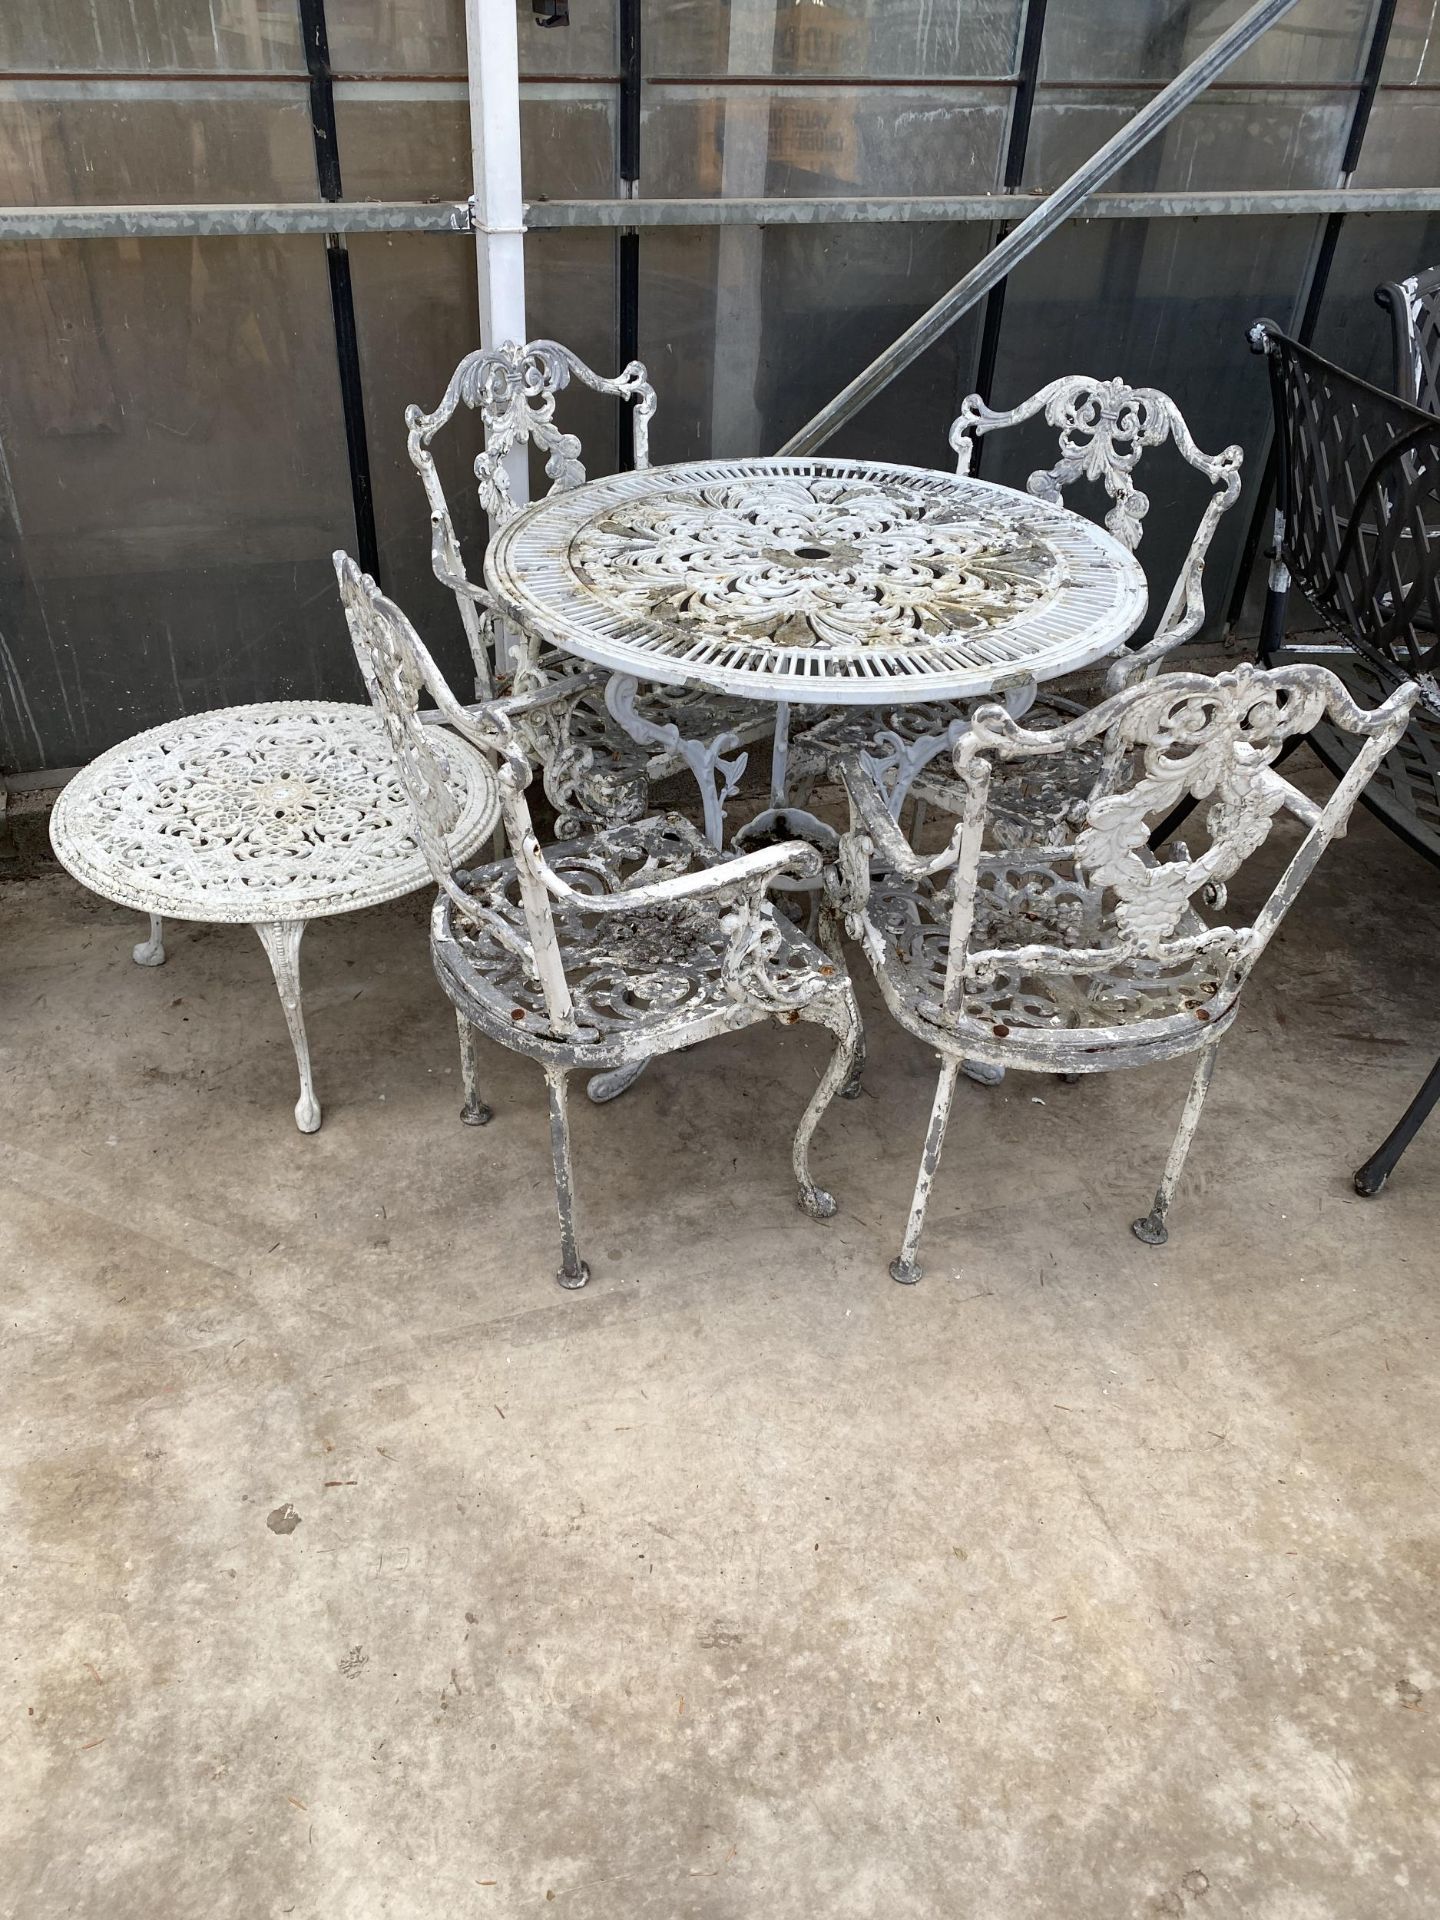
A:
[254,919,321,1134]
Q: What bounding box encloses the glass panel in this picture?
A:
[1024,89,1353,192]
[1380,1,1440,85]
[0,0,303,73]
[646,0,1024,79]
[986,216,1317,644]
[642,86,1008,196]
[1353,89,1440,189]
[333,82,615,201]
[1037,0,1371,86]
[639,223,988,464]
[348,230,619,695]
[521,85,618,197]
[0,82,319,204]
[323,0,616,78]
[324,0,464,75]
[518,0,618,78]
[1311,213,1440,393]
[0,238,355,776]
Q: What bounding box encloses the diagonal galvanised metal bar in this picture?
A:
[776,0,1304,456]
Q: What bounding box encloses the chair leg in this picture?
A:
[254,919,321,1134]
[1132,1041,1220,1245]
[816,909,864,1099]
[1354,1050,1440,1196]
[586,1059,648,1103]
[456,1011,492,1127]
[891,1056,962,1285]
[544,1065,590,1288]
[793,989,863,1220]
[133,912,166,967]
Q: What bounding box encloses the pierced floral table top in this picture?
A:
[50,701,500,923]
[485,458,1148,705]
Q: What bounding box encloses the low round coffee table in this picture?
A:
[50,700,500,1132]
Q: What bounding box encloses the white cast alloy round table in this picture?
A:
[484,456,1148,841]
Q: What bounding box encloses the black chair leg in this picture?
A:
[1354,1051,1440,1195]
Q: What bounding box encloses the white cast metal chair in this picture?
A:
[406,339,771,836]
[335,550,863,1290]
[827,662,1416,1284]
[792,375,1244,839]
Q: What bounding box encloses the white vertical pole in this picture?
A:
[466,0,529,512]
[466,0,529,672]
[708,0,774,457]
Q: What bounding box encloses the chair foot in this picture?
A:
[254,919,321,1136]
[890,1257,922,1285]
[556,1260,591,1290]
[1131,1210,1168,1246]
[799,1186,837,1220]
[461,1098,494,1127]
[961,1058,1004,1087]
[587,1060,648,1104]
[133,913,166,967]
[1353,1164,1388,1197]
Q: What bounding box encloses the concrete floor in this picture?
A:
[3,773,1440,1920]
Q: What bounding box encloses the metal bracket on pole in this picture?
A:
[776,0,1304,456]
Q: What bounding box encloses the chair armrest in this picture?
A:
[535,838,824,915]
[423,669,611,755]
[429,514,494,608]
[491,668,609,721]
[832,753,966,882]
[1103,625,1195,693]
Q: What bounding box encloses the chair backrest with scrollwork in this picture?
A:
[948,375,1243,673]
[333,549,581,1031]
[1251,319,1440,686]
[405,340,657,697]
[1376,266,1440,417]
[930,663,1416,1032]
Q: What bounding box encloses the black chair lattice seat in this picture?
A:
[1252,315,1440,1195]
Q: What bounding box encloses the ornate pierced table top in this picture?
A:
[50,701,500,923]
[485,457,1148,706]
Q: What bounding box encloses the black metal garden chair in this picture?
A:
[1250,317,1440,1195]
[1376,265,1440,416]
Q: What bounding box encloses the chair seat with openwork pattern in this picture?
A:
[907,693,1106,844]
[866,859,1239,1072]
[794,690,1107,849]
[431,812,844,1070]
